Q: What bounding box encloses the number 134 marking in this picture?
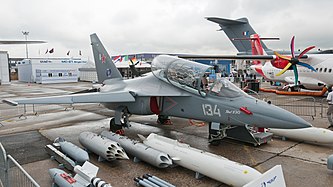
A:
[202,104,221,117]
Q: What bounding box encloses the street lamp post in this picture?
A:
[22,31,29,59]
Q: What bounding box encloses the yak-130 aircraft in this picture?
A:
[2,33,311,144]
[206,17,333,90]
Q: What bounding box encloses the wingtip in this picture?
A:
[2,99,18,106]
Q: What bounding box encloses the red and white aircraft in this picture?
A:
[206,17,333,91]
[248,34,331,90]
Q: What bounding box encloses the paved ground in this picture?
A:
[0,81,333,187]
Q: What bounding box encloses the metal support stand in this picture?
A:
[226,126,273,146]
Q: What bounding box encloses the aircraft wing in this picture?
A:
[2,91,135,106]
[178,54,308,61]
[0,40,46,44]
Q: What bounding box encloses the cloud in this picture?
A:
[0,0,332,59]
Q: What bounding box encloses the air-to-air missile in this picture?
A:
[100,131,172,168]
[49,161,112,187]
[139,133,286,187]
[53,137,89,164]
[79,131,129,161]
[268,127,333,144]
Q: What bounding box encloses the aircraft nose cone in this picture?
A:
[269,104,312,129]
[246,99,312,129]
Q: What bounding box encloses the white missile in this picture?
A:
[268,127,333,144]
[79,132,129,161]
[139,133,262,187]
[100,131,172,168]
[54,137,90,164]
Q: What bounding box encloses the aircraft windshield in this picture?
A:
[209,78,248,98]
[152,55,212,95]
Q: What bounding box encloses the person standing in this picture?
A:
[327,86,333,128]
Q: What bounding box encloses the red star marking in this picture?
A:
[101,54,106,63]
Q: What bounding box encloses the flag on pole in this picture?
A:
[131,56,137,62]
[112,55,122,63]
[123,55,128,61]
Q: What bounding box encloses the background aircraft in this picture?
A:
[207,17,333,91]
[129,59,151,77]
[0,40,46,44]
[2,33,311,144]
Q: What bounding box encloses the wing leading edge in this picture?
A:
[2,91,135,106]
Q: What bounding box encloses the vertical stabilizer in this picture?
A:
[90,33,122,83]
[206,17,269,54]
[250,34,266,65]
[250,34,266,56]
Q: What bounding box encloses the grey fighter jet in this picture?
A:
[2,34,311,144]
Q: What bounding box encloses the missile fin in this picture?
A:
[98,156,106,162]
[137,134,146,141]
[172,157,181,161]
[133,157,141,163]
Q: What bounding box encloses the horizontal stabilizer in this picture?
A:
[206,17,248,28]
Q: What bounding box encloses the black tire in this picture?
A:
[109,118,122,132]
[209,139,221,146]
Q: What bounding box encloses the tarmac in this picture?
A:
[0,81,333,187]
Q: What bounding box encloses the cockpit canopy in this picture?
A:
[151,55,248,98]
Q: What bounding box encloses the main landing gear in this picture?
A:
[109,118,124,135]
[109,106,130,135]
[157,115,172,125]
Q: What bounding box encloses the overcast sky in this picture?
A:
[1,0,333,61]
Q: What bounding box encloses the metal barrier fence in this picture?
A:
[0,102,103,126]
[0,143,39,187]
[320,98,328,118]
[254,94,317,118]
[0,144,6,187]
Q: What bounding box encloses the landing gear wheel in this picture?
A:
[208,122,227,146]
[209,139,222,146]
[110,118,124,135]
[157,115,173,125]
